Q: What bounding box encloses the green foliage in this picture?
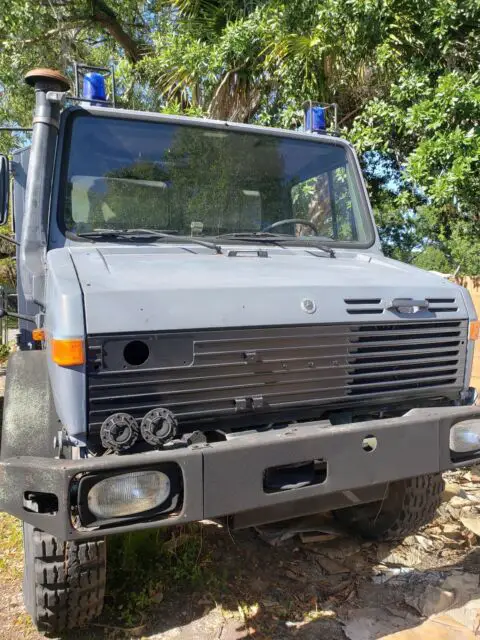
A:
[0,257,16,287]
[0,0,479,272]
[347,0,480,274]
[0,514,23,579]
[0,342,10,362]
[352,69,480,274]
[412,246,453,274]
[106,525,214,626]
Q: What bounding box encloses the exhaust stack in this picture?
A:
[21,68,69,304]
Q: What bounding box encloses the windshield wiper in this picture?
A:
[218,232,285,242]
[217,232,335,257]
[70,229,222,254]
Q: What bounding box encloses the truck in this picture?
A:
[0,66,479,634]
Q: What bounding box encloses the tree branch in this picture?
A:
[90,0,143,63]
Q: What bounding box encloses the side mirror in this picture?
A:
[0,155,9,225]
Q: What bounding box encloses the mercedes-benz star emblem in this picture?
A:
[301,298,316,314]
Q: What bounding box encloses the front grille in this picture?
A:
[344,296,460,315]
[426,297,459,313]
[87,320,467,432]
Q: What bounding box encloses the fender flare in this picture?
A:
[1,351,60,459]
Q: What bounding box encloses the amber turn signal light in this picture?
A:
[32,328,45,342]
[51,338,85,366]
[469,321,480,341]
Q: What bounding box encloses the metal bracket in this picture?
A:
[33,115,59,129]
[73,62,116,107]
[46,90,68,105]
[53,430,85,459]
[53,430,65,459]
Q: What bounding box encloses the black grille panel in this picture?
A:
[87,320,467,432]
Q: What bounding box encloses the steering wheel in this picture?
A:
[263,218,319,235]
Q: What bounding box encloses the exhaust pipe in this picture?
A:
[21,68,69,304]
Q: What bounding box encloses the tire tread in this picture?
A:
[333,473,444,540]
[29,529,105,633]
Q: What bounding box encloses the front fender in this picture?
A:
[45,249,86,444]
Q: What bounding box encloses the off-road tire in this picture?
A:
[23,524,106,633]
[332,473,444,541]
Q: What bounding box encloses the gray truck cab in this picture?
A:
[0,68,479,634]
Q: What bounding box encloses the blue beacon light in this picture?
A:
[305,106,326,132]
[83,72,107,104]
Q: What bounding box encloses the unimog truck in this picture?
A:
[0,67,479,633]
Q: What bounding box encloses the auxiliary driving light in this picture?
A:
[450,419,480,454]
[87,470,171,519]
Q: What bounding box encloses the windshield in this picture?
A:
[61,113,374,245]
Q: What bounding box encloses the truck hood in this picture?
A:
[67,245,468,333]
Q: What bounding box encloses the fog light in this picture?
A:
[88,470,170,519]
[450,419,480,454]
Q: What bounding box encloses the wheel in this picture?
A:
[332,473,444,541]
[23,523,106,633]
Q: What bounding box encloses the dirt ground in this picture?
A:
[1,365,480,640]
[2,488,480,640]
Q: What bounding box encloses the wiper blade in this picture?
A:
[218,232,283,240]
[72,229,156,242]
[217,232,335,257]
[132,229,222,253]
[280,237,336,257]
[71,229,222,254]
[216,232,288,246]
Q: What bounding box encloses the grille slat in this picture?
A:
[89,345,461,389]
[195,324,461,349]
[87,320,467,430]
[89,353,460,393]
[88,365,460,412]
[89,361,461,403]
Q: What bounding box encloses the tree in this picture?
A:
[348,1,480,274]
[0,0,479,273]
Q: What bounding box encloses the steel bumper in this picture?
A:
[1,405,480,540]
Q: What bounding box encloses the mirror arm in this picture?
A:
[0,309,35,323]
[0,234,20,246]
[0,127,33,133]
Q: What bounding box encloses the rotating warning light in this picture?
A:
[305,106,326,132]
[83,72,106,102]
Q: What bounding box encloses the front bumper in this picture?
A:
[1,405,480,540]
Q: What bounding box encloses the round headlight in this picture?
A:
[88,470,171,519]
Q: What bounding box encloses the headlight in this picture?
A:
[450,419,480,454]
[87,470,171,519]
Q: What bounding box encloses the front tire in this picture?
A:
[23,524,106,633]
[332,473,444,540]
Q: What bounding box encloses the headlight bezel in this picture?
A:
[73,462,182,528]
